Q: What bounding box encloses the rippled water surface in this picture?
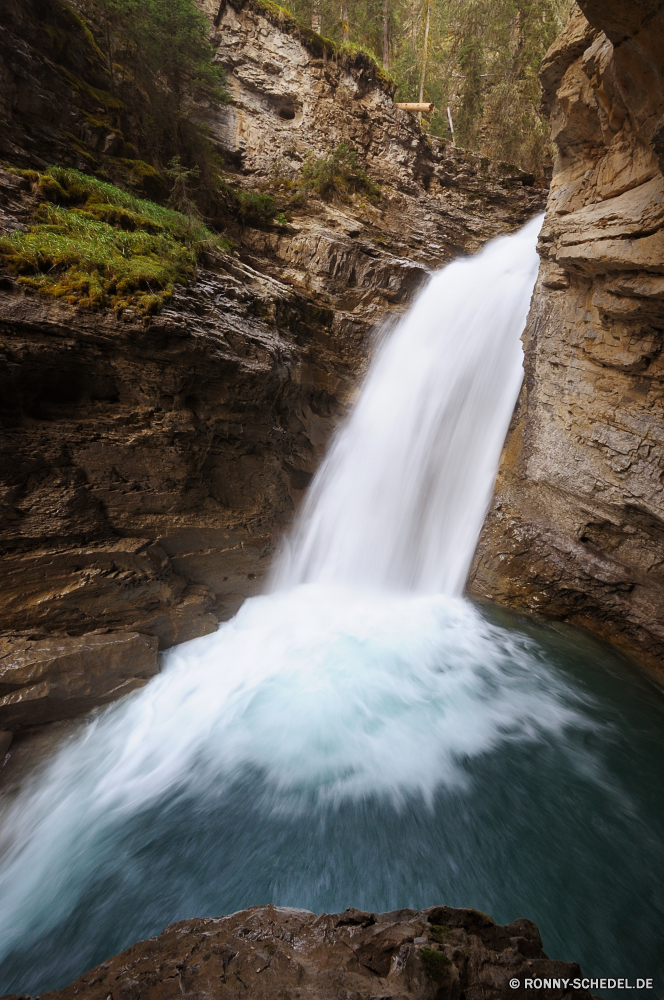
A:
[0,592,662,996]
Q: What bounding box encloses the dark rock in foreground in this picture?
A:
[25,904,593,1000]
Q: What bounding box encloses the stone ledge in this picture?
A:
[31,903,594,1000]
[0,632,159,730]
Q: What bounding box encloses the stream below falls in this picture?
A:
[0,216,662,996]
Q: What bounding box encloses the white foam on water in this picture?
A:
[0,214,568,963]
[0,584,587,956]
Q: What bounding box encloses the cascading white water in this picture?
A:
[1,212,606,996]
[275,213,542,594]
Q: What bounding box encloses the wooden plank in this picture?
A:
[394,102,434,112]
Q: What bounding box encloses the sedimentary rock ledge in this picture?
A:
[7,904,595,1000]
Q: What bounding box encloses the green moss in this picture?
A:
[41,0,107,68]
[36,174,71,203]
[58,66,125,112]
[82,111,120,132]
[419,947,453,985]
[66,139,102,170]
[6,168,40,183]
[0,167,228,316]
[336,40,395,86]
[55,0,107,63]
[118,159,167,200]
[430,924,453,943]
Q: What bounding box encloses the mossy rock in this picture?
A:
[227,0,394,93]
[419,947,453,985]
[429,924,455,943]
[0,166,229,316]
[118,159,168,201]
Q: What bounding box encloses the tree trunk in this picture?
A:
[395,102,435,112]
[382,0,389,69]
[417,0,431,123]
[312,0,321,34]
[105,20,114,94]
[341,0,349,41]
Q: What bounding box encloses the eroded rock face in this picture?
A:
[29,904,593,1000]
[208,0,546,297]
[0,189,344,656]
[470,1,664,678]
[0,0,545,726]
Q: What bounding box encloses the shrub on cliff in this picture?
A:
[216,185,279,226]
[301,143,380,201]
[0,168,229,316]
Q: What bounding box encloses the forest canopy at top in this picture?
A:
[283,0,571,177]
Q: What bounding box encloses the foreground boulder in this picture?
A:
[26,904,593,1000]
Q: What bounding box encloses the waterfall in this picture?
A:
[0,213,597,997]
[275,212,542,594]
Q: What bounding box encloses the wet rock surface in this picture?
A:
[0,631,158,729]
[0,0,545,725]
[21,904,594,1000]
[470,0,664,678]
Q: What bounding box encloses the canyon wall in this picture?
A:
[470,0,664,678]
[0,0,545,730]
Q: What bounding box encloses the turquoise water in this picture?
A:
[0,593,661,997]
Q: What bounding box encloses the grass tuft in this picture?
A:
[0,167,229,316]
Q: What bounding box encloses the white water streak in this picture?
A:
[275,214,543,594]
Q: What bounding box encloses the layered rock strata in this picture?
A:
[470,0,664,677]
[24,904,594,1000]
[0,632,158,729]
[0,0,545,728]
[204,0,545,299]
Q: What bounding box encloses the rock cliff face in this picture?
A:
[31,904,594,1000]
[470,0,664,678]
[0,0,545,729]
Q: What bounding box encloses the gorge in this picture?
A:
[0,0,545,730]
[1,181,663,1000]
[0,0,663,997]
